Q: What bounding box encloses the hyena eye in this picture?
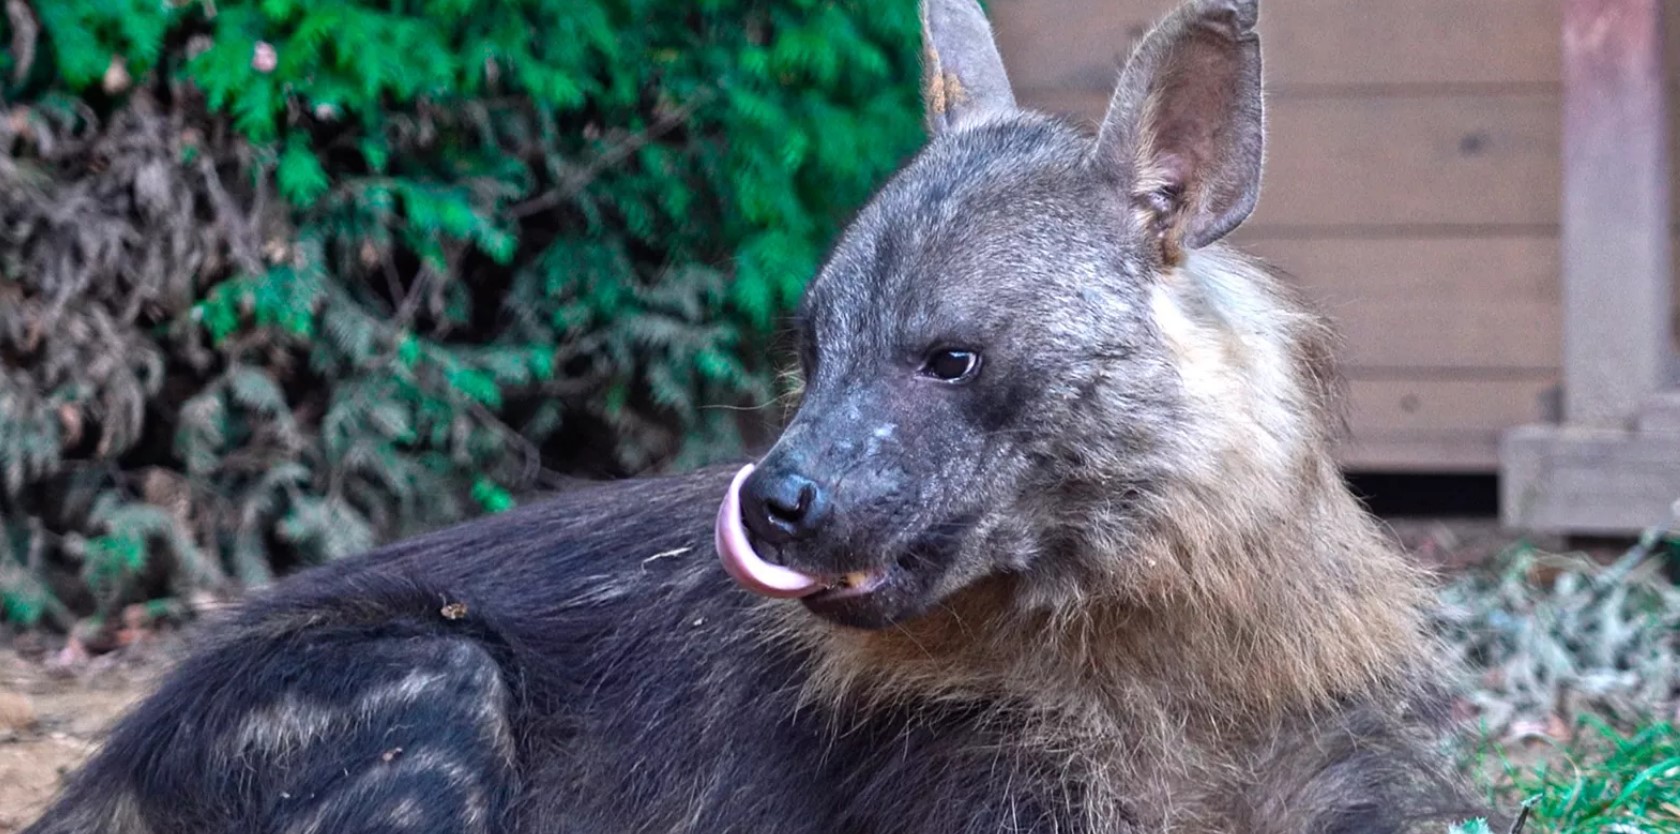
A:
[921,349,982,383]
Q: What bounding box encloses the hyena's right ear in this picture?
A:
[1093,0,1263,261]
[920,0,1018,135]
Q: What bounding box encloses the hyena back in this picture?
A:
[27,0,1478,831]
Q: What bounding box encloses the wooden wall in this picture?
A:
[990,0,1680,472]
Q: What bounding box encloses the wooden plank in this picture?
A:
[1636,391,1680,433]
[1502,425,1680,533]
[1239,236,1560,304]
[990,0,1571,92]
[1326,299,1560,370]
[1348,377,1558,436]
[1338,436,1503,473]
[1238,237,1562,372]
[1339,376,1559,473]
[1339,374,1559,473]
[1671,2,1680,82]
[1240,234,1680,373]
[1023,91,1561,230]
[1672,59,1680,356]
[1559,0,1672,425]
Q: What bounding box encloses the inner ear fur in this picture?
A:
[1094,0,1264,260]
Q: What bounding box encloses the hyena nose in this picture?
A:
[740,469,831,546]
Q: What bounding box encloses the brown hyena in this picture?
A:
[26,0,1478,832]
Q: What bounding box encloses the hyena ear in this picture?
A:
[920,0,1018,134]
[1093,0,1263,258]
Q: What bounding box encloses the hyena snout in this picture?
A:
[740,466,833,546]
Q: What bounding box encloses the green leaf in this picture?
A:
[1,0,925,625]
[471,477,515,513]
[397,333,422,369]
[444,368,502,408]
[278,135,331,207]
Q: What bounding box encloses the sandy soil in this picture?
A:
[0,637,179,833]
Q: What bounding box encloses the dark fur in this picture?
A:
[26,471,1469,834]
[28,472,1092,833]
[27,1,1480,831]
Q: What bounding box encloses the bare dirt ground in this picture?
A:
[0,634,188,832]
[0,519,1531,830]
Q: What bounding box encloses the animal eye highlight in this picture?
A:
[921,349,981,383]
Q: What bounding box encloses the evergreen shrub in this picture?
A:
[0,0,922,630]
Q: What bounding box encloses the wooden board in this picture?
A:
[1502,425,1680,533]
[1238,236,1563,371]
[991,0,1575,94]
[1340,376,1559,471]
[1347,377,1558,435]
[1665,21,1680,355]
[1255,89,1559,230]
[1558,0,1672,425]
[1022,91,1561,230]
[1246,233,1680,370]
[1636,392,1680,434]
[1238,235,1560,303]
[1325,300,1560,370]
[987,0,1680,476]
[1339,436,1508,472]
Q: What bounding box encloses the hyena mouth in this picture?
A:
[715,464,895,607]
[803,566,892,608]
[715,464,826,598]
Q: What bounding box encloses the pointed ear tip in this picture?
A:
[1234,0,1259,29]
[1193,0,1259,31]
[924,0,987,21]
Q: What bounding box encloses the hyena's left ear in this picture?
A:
[920,0,1017,134]
[1093,0,1262,258]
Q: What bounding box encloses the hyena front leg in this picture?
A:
[26,627,518,834]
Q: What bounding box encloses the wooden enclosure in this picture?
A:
[990,0,1680,479]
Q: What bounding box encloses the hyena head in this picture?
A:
[723,0,1337,630]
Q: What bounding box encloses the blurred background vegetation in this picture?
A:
[0,0,923,632]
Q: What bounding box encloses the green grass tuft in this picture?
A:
[1466,719,1680,833]
[1439,523,1680,834]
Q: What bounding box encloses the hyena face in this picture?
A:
[720,0,1266,629]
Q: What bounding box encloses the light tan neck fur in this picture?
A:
[777,247,1438,732]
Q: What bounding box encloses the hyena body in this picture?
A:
[28,1,1474,832]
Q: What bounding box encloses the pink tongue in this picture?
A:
[715,464,823,598]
